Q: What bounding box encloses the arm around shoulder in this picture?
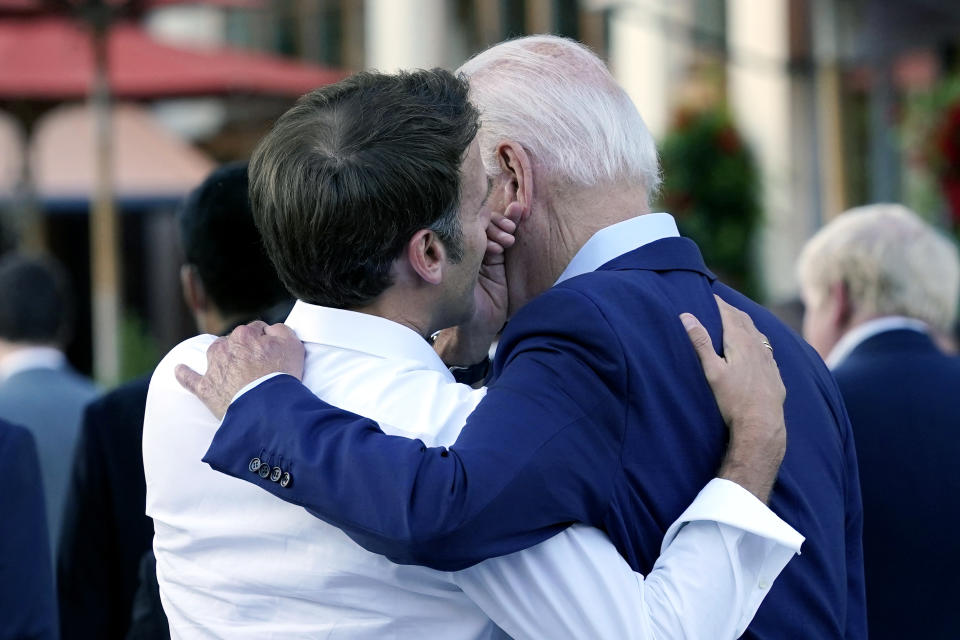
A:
[202,286,630,569]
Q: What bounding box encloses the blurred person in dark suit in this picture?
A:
[0,253,98,559]
[0,418,58,640]
[57,162,291,640]
[798,203,960,639]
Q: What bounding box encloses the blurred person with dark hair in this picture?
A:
[0,418,58,640]
[57,162,291,640]
[0,253,98,559]
[797,203,960,639]
[178,162,293,335]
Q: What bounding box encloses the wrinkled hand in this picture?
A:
[175,321,305,420]
[434,205,519,366]
[682,295,786,503]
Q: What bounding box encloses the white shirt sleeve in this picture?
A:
[452,478,804,640]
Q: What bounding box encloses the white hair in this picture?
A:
[456,35,660,195]
[797,203,960,331]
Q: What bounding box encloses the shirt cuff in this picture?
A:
[229,372,285,406]
[662,478,805,636]
[662,478,805,554]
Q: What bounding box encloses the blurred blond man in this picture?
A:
[798,203,959,364]
[797,203,960,639]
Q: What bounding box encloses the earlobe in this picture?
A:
[832,281,853,328]
[496,141,532,222]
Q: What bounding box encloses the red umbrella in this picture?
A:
[0,12,347,384]
[0,17,346,99]
[0,0,37,11]
[0,0,261,15]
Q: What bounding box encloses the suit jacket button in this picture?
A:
[280,471,293,488]
[248,457,262,473]
[270,466,282,482]
[257,463,271,479]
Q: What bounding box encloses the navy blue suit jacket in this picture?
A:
[833,329,960,639]
[0,419,58,640]
[205,237,867,638]
[57,376,157,640]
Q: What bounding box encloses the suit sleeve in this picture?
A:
[0,423,58,640]
[203,287,628,570]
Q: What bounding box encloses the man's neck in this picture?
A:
[0,340,57,362]
[352,291,435,341]
[207,312,263,337]
[546,180,650,283]
[0,340,16,363]
[0,342,65,381]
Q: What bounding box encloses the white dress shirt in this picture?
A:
[825,315,930,369]
[146,285,802,639]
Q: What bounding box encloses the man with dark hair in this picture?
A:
[248,71,472,310]
[0,253,98,559]
[147,68,800,639]
[57,163,290,640]
[179,162,292,330]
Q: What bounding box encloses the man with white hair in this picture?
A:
[185,36,865,638]
[797,203,960,639]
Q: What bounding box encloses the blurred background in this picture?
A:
[2,0,959,385]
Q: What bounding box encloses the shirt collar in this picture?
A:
[284,300,449,375]
[826,316,929,369]
[555,213,680,285]
[0,346,66,382]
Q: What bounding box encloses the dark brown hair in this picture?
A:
[0,253,73,346]
[178,162,289,316]
[249,68,479,309]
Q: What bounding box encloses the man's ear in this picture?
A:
[496,141,533,225]
[829,280,853,331]
[406,229,445,286]
[180,264,208,314]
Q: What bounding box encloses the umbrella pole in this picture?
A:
[89,20,120,386]
[11,110,46,252]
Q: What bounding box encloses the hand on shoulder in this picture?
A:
[174,322,305,420]
[681,296,786,503]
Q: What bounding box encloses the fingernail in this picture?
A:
[680,313,697,329]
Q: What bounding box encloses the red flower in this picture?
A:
[936,103,960,179]
[941,177,960,223]
[716,126,741,154]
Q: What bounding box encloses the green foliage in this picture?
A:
[119,312,160,383]
[901,75,960,228]
[656,107,762,297]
